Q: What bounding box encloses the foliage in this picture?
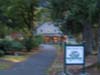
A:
[0,39,12,51]
[22,35,43,51]
[23,37,35,51]
[0,0,39,37]
[47,0,100,34]
[33,35,43,47]
[47,0,100,55]
[0,50,5,57]
[0,35,43,53]
[47,0,68,21]
[10,41,24,51]
[97,63,100,70]
[0,39,24,53]
[35,8,52,23]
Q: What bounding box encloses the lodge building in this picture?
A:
[36,22,66,44]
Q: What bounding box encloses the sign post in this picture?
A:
[64,43,86,75]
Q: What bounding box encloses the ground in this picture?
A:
[48,46,100,75]
[0,44,99,75]
[0,45,56,75]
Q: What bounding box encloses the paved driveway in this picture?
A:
[0,45,57,75]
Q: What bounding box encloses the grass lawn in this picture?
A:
[0,55,29,70]
[1,55,29,63]
[0,61,13,70]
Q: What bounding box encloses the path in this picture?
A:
[0,44,57,75]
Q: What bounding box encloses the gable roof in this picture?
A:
[36,22,63,35]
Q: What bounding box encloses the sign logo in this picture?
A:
[67,51,82,61]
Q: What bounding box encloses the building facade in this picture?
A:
[36,22,65,44]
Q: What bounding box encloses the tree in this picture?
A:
[48,0,100,68]
[48,0,99,54]
[0,0,40,51]
[0,0,39,37]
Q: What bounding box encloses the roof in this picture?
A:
[38,33,63,36]
[36,22,63,36]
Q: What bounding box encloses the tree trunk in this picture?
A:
[97,27,100,63]
[83,22,94,55]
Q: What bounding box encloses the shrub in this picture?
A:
[0,39,9,53]
[1,39,12,51]
[0,50,5,57]
[0,39,24,53]
[10,41,24,51]
[33,35,43,47]
[96,63,100,70]
[22,35,43,51]
[23,37,34,51]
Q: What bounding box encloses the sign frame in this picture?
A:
[64,43,85,65]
